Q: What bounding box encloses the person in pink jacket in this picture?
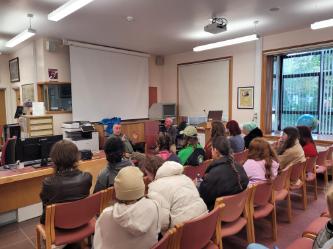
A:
[243,138,279,184]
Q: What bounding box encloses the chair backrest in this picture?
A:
[101,187,114,210]
[178,205,223,249]
[183,159,212,180]
[1,136,17,166]
[253,182,273,206]
[327,146,333,161]
[216,188,249,222]
[53,191,103,229]
[273,166,292,191]
[233,149,248,165]
[151,228,176,249]
[305,156,318,174]
[317,149,329,165]
[290,161,306,183]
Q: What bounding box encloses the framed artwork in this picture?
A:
[237,86,254,109]
[9,57,20,82]
[48,68,58,80]
[21,84,35,107]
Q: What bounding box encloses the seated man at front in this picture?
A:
[164,117,177,145]
[110,123,134,155]
[94,137,133,193]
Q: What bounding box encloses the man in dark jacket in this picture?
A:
[198,136,249,210]
[94,137,133,193]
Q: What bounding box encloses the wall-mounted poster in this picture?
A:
[9,57,20,82]
[237,86,254,109]
[48,68,58,80]
[21,84,35,107]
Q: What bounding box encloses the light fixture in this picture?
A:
[193,34,258,52]
[48,0,95,22]
[6,14,36,48]
[311,18,333,30]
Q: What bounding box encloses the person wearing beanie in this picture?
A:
[94,137,133,193]
[94,166,161,249]
[144,156,208,233]
[177,125,205,166]
[242,122,263,149]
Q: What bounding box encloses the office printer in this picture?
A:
[62,121,99,153]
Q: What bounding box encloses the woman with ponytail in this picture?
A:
[243,138,279,184]
[199,136,249,210]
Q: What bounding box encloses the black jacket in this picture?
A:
[40,169,92,224]
[244,127,263,148]
[199,157,249,210]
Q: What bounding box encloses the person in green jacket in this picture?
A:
[178,125,205,166]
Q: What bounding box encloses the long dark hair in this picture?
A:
[212,136,243,190]
[297,126,314,147]
[211,121,226,138]
[226,120,241,136]
[248,138,278,181]
[277,126,300,155]
[157,133,171,151]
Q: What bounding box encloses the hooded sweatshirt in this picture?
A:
[148,161,208,232]
[94,197,160,249]
[93,159,133,193]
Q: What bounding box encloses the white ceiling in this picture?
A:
[1,0,333,55]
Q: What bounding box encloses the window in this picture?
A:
[38,83,72,112]
[272,48,333,134]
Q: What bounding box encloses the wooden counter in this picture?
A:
[0,154,107,213]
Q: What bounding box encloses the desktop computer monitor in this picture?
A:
[16,135,63,166]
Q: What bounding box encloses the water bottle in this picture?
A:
[196,173,203,188]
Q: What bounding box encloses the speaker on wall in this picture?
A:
[155,55,164,65]
[45,39,58,52]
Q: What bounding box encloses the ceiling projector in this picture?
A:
[204,17,228,34]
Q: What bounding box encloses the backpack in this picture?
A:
[185,147,205,166]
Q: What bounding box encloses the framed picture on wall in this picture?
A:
[237,86,254,109]
[9,57,20,83]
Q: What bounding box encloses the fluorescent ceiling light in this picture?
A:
[311,18,333,30]
[48,0,94,22]
[5,28,36,48]
[193,34,259,52]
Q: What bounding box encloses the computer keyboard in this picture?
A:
[23,158,52,166]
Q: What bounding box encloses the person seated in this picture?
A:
[243,138,279,184]
[94,166,160,249]
[297,125,318,157]
[199,136,249,210]
[110,123,134,155]
[242,122,263,149]
[277,126,306,170]
[164,117,177,145]
[39,140,92,224]
[144,156,207,233]
[94,137,133,193]
[204,121,226,159]
[156,133,180,162]
[226,120,245,153]
[178,125,205,166]
[313,185,333,249]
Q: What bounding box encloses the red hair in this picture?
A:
[226,120,241,136]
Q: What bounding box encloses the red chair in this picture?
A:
[183,160,212,180]
[0,136,17,166]
[325,146,333,181]
[302,216,330,240]
[215,186,254,244]
[175,204,224,249]
[36,191,104,249]
[249,182,277,241]
[316,149,329,186]
[289,161,307,210]
[286,237,314,249]
[273,165,292,222]
[233,149,249,165]
[151,228,177,249]
[305,156,318,200]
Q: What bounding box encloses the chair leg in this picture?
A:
[271,207,277,241]
[302,184,307,210]
[246,220,254,244]
[36,228,41,249]
[287,192,292,223]
[314,178,318,200]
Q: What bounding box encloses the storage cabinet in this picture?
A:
[19,115,54,138]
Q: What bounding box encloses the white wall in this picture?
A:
[149,55,163,102]
[160,26,333,126]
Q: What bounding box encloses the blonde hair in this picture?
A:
[327,185,333,218]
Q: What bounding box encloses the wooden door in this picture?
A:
[14,88,20,106]
[0,89,7,125]
[149,86,157,108]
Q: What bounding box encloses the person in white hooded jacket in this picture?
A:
[144,156,208,233]
[94,166,161,249]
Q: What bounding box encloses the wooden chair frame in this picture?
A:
[289,161,308,210]
[305,157,318,201]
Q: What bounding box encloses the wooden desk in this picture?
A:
[0,155,107,213]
